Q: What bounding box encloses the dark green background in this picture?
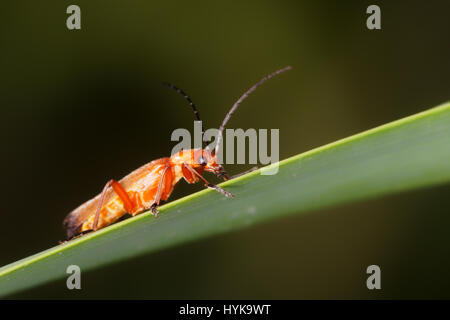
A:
[1,1,449,298]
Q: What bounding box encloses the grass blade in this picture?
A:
[1,102,450,297]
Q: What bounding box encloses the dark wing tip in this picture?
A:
[63,211,83,239]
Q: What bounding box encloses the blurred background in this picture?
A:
[1,0,449,298]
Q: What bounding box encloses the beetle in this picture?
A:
[63,66,292,240]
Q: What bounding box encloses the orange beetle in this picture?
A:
[63,66,291,240]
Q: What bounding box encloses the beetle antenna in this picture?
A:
[164,82,206,148]
[164,82,201,122]
[214,66,292,155]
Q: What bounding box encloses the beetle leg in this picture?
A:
[92,179,135,231]
[183,163,234,199]
[149,161,171,217]
[150,203,159,217]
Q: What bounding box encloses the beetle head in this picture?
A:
[193,149,229,180]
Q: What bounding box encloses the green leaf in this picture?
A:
[1,102,450,297]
